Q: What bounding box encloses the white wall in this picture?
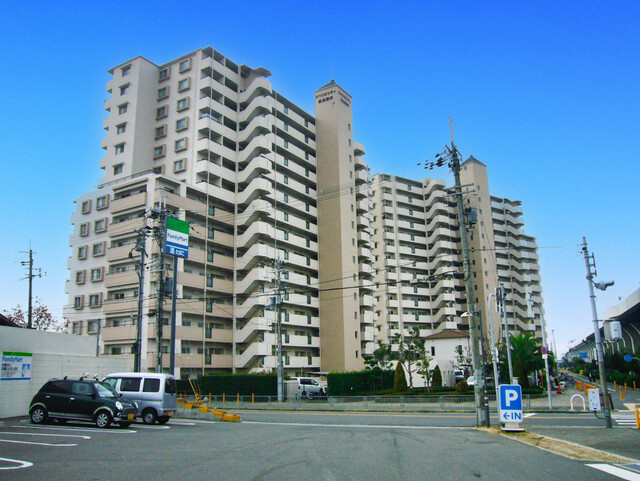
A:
[0,327,130,418]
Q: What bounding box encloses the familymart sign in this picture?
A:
[165,217,189,258]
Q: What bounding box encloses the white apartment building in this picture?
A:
[65,47,544,378]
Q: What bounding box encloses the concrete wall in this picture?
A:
[0,327,130,418]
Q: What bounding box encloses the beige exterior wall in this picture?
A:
[315,81,363,372]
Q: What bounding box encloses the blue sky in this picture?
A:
[1,1,638,356]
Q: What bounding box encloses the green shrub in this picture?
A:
[179,373,277,396]
[432,366,442,387]
[455,380,469,393]
[327,369,395,395]
[394,362,408,392]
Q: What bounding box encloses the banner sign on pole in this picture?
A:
[165,217,189,258]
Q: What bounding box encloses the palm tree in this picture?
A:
[509,333,543,387]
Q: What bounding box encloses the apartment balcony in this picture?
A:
[235,243,273,271]
[360,295,374,308]
[361,311,374,324]
[235,317,270,344]
[105,270,138,288]
[238,94,275,123]
[190,224,234,247]
[285,312,319,328]
[237,177,272,207]
[234,342,269,369]
[162,192,207,220]
[101,325,137,342]
[284,355,320,369]
[239,77,272,104]
[188,249,234,270]
[108,218,145,238]
[195,136,236,163]
[357,229,371,245]
[110,192,147,214]
[285,334,320,349]
[179,299,232,318]
[107,244,135,262]
[235,268,270,294]
[234,295,270,320]
[238,136,270,163]
[237,155,271,185]
[103,297,138,315]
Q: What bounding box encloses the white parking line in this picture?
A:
[132,425,170,430]
[242,421,470,430]
[0,457,33,470]
[0,431,91,439]
[587,464,640,480]
[0,439,77,447]
[168,421,196,426]
[15,425,136,434]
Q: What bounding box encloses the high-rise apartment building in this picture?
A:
[65,47,543,379]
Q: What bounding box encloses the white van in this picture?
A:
[104,372,177,424]
[288,377,326,400]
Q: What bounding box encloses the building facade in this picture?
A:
[65,47,544,379]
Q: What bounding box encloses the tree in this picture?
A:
[455,344,472,376]
[393,361,408,392]
[416,351,433,390]
[499,333,543,387]
[363,341,393,371]
[391,326,426,389]
[432,365,442,387]
[3,298,68,332]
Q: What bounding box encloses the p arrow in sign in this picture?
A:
[499,384,523,431]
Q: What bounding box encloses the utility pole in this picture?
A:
[498,284,514,383]
[131,228,149,372]
[271,256,287,402]
[20,246,44,329]
[447,118,486,427]
[529,296,552,409]
[152,199,169,373]
[582,237,613,428]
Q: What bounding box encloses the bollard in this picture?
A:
[237,393,240,404]
[252,393,255,405]
[634,381,637,391]
[625,384,628,395]
[636,406,640,430]
[614,381,617,391]
[619,387,624,402]
[223,393,226,404]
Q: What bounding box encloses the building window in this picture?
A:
[121,65,131,76]
[88,320,99,334]
[114,143,125,155]
[72,321,81,333]
[81,200,91,214]
[157,86,169,100]
[91,268,103,282]
[89,294,102,307]
[174,138,187,152]
[284,140,288,148]
[159,67,170,81]
[78,246,87,260]
[120,84,129,95]
[73,296,84,309]
[284,213,289,221]
[284,175,288,185]
[118,103,128,115]
[173,159,186,173]
[284,106,288,114]
[80,223,89,236]
[177,97,189,111]
[179,58,191,72]
[153,145,166,159]
[431,346,436,356]
[116,123,126,135]
[94,219,107,233]
[284,194,288,203]
[178,78,190,92]
[176,117,188,131]
[155,125,167,139]
[75,271,85,284]
[92,242,105,257]
[284,123,288,132]
[156,106,168,119]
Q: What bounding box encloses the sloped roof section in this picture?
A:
[424,329,469,340]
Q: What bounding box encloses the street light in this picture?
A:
[581,236,613,429]
[528,295,552,410]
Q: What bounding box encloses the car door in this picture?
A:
[68,381,98,421]
[45,380,72,417]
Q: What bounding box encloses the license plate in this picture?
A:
[167,411,173,417]
[127,413,135,420]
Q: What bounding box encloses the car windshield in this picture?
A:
[95,382,117,398]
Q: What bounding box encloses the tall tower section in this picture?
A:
[315,81,363,371]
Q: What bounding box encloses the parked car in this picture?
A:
[103,372,177,424]
[454,370,465,383]
[466,376,476,387]
[289,377,326,399]
[29,377,137,428]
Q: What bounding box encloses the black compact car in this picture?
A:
[29,377,137,428]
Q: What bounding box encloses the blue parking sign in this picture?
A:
[499,384,522,423]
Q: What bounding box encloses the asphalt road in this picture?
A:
[2,413,638,481]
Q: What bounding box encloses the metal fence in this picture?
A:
[180,391,592,412]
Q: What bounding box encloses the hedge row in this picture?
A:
[327,369,395,395]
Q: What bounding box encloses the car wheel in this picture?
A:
[95,411,112,429]
[118,422,132,428]
[142,409,157,425]
[30,406,47,424]
[307,391,314,400]
[157,416,170,425]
